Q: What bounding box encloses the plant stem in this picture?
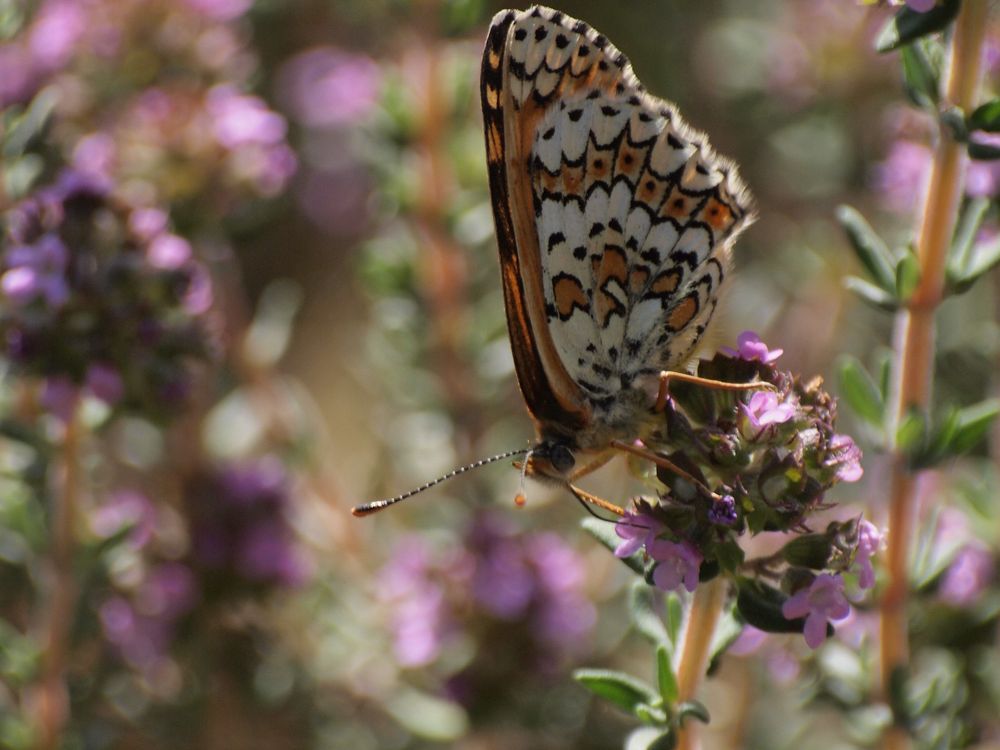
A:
[33,409,82,750]
[675,577,727,750]
[880,3,987,748]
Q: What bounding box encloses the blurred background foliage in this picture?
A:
[0,0,999,748]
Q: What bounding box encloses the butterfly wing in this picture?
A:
[482,6,754,439]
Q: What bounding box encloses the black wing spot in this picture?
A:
[514,27,527,41]
[638,112,653,123]
[547,232,566,251]
[535,26,548,42]
[530,7,543,17]
[598,60,609,71]
[555,33,570,49]
[601,105,618,117]
[615,82,625,94]
[593,158,604,168]
[608,347,618,362]
[573,246,587,260]
[641,248,660,264]
[568,109,584,122]
[542,126,555,140]
[667,133,684,149]
[613,52,627,68]
[593,34,607,49]
[589,222,605,237]
[573,20,587,33]
[587,89,601,100]
[628,95,641,106]
[551,11,565,24]
[607,218,623,232]
[586,343,597,353]
[696,164,709,175]
[625,237,638,250]
[578,44,590,57]
[644,180,655,191]
[623,154,634,165]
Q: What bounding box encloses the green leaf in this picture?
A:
[844,276,899,312]
[969,140,1000,160]
[2,89,57,159]
[896,407,928,455]
[969,99,1000,132]
[656,645,679,704]
[734,578,805,634]
[900,41,939,109]
[874,0,961,53]
[574,669,660,715]
[781,534,835,570]
[948,399,1000,454]
[675,700,711,726]
[838,356,886,427]
[835,205,897,292]
[665,594,684,645]
[895,249,922,302]
[582,517,644,575]
[629,581,670,645]
[947,197,990,282]
[949,230,1000,293]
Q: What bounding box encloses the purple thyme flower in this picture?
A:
[905,0,937,12]
[782,573,851,649]
[183,0,253,21]
[90,490,157,549]
[939,544,994,606]
[707,494,738,526]
[40,376,79,422]
[649,539,702,593]
[206,85,288,149]
[828,434,864,482]
[722,330,783,363]
[853,519,882,590]
[147,233,193,270]
[739,390,795,441]
[614,507,665,557]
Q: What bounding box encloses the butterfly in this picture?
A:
[353,5,754,517]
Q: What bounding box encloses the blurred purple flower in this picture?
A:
[28,1,84,71]
[614,507,664,557]
[905,0,936,11]
[295,166,373,237]
[138,563,199,619]
[277,47,381,128]
[128,208,169,242]
[148,233,192,270]
[649,539,702,593]
[183,0,253,21]
[236,521,306,586]
[729,625,768,656]
[2,233,70,308]
[722,330,783,363]
[854,519,882,590]
[872,140,931,213]
[473,538,535,618]
[782,573,850,648]
[206,85,288,148]
[86,362,125,405]
[828,434,864,482]
[939,544,994,606]
[72,133,116,181]
[184,262,215,314]
[91,490,157,549]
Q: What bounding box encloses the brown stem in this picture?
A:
[32,410,82,750]
[880,3,988,748]
[675,577,727,750]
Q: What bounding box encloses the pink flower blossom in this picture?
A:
[939,544,994,606]
[649,539,702,593]
[722,330,783,363]
[613,507,664,557]
[782,573,851,649]
[854,520,882,590]
[85,362,125,405]
[829,434,864,482]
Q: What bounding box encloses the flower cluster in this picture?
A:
[379,513,595,681]
[612,332,873,648]
[185,458,308,590]
[0,171,211,420]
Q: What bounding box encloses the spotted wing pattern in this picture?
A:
[482,6,754,433]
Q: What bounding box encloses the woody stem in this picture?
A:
[675,577,727,750]
[880,3,988,749]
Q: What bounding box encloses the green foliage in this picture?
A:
[875,0,962,53]
[838,356,887,428]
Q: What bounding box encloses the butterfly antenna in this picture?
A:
[352,448,530,517]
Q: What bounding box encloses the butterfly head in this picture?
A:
[523,438,577,482]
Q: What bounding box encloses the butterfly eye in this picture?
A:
[549,444,576,475]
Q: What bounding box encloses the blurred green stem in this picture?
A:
[880,3,988,748]
[675,577,726,750]
[32,408,82,750]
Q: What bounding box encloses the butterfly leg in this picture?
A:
[610,438,724,502]
[653,370,774,413]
